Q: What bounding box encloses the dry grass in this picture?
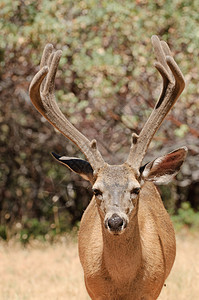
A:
[0,232,198,300]
[159,232,199,300]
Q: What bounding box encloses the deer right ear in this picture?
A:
[51,152,94,183]
[140,147,188,185]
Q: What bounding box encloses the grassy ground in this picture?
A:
[0,232,198,300]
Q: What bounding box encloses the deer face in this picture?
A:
[92,164,141,235]
[52,147,187,235]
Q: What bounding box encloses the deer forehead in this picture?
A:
[93,164,140,191]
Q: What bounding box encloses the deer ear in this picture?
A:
[51,152,94,183]
[140,147,188,185]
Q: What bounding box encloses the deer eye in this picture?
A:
[130,187,141,196]
[93,188,103,197]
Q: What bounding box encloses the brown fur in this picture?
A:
[78,167,176,300]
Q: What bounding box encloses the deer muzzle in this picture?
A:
[105,213,127,234]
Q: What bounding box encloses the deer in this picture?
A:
[29,35,187,300]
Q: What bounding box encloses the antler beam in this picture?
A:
[126,35,185,170]
[29,44,106,173]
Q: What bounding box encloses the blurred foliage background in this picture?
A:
[0,0,199,243]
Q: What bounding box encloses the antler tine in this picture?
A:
[127,35,185,170]
[29,44,105,173]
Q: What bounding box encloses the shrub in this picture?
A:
[0,0,198,241]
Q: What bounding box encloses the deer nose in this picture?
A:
[107,213,124,231]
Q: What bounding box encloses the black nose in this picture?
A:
[107,214,124,231]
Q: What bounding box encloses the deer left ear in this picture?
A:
[51,152,94,183]
[140,147,188,185]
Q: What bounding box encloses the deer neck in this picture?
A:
[102,213,142,282]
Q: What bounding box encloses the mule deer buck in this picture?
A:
[29,35,187,299]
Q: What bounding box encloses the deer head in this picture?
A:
[29,36,187,235]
